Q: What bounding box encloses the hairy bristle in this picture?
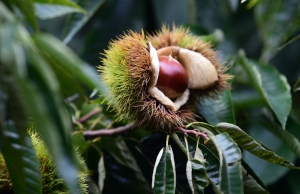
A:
[100,30,196,130]
[100,25,232,130]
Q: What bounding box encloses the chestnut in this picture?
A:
[156,56,188,99]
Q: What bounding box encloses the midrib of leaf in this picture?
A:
[237,52,291,129]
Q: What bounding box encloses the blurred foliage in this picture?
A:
[1,0,300,194]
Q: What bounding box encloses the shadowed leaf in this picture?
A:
[294,77,300,92]
[186,159,209,194]
[237,52,291,129]
[216,122,300,169]
[62,0,105,44]
[216,133,243,194]
[198,89,235,125]
[13,0,38,31]
[1,122,42,194]
[255,0,300,62]
[152,145,176,194]
[34,0,86,19]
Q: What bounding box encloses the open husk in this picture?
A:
[99,26,231,131]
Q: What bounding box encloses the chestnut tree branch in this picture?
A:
[77,108,102,123]
[64,93,80,103]
[174,127,210,143]
[83,122,135,137]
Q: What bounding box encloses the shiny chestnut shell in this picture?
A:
[156,56,188,99]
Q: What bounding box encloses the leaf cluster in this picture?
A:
[1,0,300,194]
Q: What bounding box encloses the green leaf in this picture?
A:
[34,0,86,19]
[1,122,42,194]
[242,169,269,194]
[254,0,300,62]
[186,159,209,194]
[237,52,292,129]
[260,110,300,160]
[17,30,80,193]
[198,144,220,185]
[72,131,92,155]
[215,133,243,194]
[243,124,295,185]
[98,155,105,194]
[294,77,300,92]
[198,89,236,125]
[241,161,269,194]
[192,128,227,194]
[18,60,80,193]
[0,23,28,136]
[171,133,220,185]
[62,0,105,44]
[41,48,87,99]
[216,122,300,169]
[1,6,79,192]
[115,140,151,193]
[152,145,176,194]
[33,33,107,94]
[12,0,39,31]
[97,137,127,166]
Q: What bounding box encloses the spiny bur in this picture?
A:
[0,131,88,194]
[99,25,232,131]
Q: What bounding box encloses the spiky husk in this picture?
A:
[100,31,196,130]
[147,25,232,99]
[0,153,11,191]
[0,132,88,194]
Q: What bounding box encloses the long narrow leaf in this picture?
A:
[261,111,300,160]
[186,159,209,194]
[195,128,225,194]
[242,166,269,194]
[98,155,106,193]
[9,26,81,193]
[62,0,105,44]
[13,0,38,31]
[241,159,269,193]
[35,0,86,11]
[33,34,107,94]
[216,133,243,194]
[115,140,151,193]
[171,133,220,186]
[18,74,80,193]
[34,0,87,20]
[237,52,291,129]
[152,145,176,194]
[0,23,28,137]
[1,122,42,194]
[216,122,300,169]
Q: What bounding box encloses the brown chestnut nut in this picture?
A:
[156,55,188,99]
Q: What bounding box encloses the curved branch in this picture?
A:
[77,108,102,123]
[173,127,210,144]
[83,122,135,137]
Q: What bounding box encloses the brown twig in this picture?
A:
[64,93,80,103]
[77,108,102,123]
[83,122,135,137]
[174,127,210,143]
